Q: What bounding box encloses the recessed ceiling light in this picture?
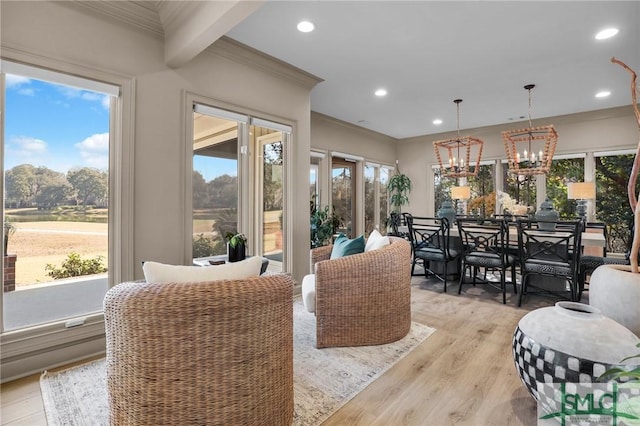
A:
[297,21,315,33]
[374,88,387,97]
[595,90,611,98]
[433,119,443,125]
[595,28,619,40]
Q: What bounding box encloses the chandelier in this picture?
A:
[433,99,484,178]
[503,84,558,176]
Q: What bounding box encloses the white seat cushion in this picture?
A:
[301,274,316,313]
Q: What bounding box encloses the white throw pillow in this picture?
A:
[365,229,390,252]
[143,256,262,283]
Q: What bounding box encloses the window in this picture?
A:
[546,156,585,218]
[433,167,456,213]
[191,109,240,258]
[332,158,355,237]
[2,61,117,331]
[503,168,537,210]
[364,163,392,235]
[467,163,495,217]
[595,151,638,254]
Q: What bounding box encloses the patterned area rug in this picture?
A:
[41,299,435,426]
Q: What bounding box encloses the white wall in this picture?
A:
[0,0,316,380]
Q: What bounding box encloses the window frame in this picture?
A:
[0,49,134,381]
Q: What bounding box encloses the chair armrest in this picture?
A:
[310,244,333,272]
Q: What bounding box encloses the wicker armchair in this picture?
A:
[104,274,294,426]
[309,236,412,349]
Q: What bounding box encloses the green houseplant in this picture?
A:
[310,197,343,248]
[387,161,412,235]
[225,232,247,262]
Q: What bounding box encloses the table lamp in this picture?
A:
[567,182,596,220]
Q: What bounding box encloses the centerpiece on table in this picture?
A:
[497,191,529,218]
[225,232,247,263]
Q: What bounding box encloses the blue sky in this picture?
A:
[4,75,110,173]
[5,73,236,182]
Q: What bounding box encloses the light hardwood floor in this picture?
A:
[1,275,562,425]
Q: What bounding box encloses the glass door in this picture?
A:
[332,158,355,237]
[191,110,240,260]
[255,128,284,272]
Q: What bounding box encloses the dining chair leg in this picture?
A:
[501,271,506,304]
[457,263,466,295]
[518,274,527,307]
[443,262,448,293]
[511,264,518,294]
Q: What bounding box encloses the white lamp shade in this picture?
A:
[451,186,471,200]
[568,182,596,200]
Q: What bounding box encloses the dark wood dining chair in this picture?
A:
[403,213,460,292]
[456,218,518,304]
[516,219,582,306]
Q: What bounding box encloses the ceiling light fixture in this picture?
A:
[433,119,443,125]
[595,28,619,40]
[374,88,387,97]
[297,21,315,33]
[595,90,611,98]
[433,99,484,178]
[503,84,558,176]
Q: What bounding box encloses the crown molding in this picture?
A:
[63,0,164,37]
[205,36,323,91]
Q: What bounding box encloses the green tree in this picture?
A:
[208,174,238,209]
[546,158,584,218]
[35,182,73,209]
[67,167,108,207]
[192,170,210,209]
[596,154,639,252]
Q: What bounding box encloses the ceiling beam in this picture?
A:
[159,1,264,68]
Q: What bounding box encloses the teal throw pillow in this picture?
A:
[330,233,365,259]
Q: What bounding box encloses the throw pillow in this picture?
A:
[364,229,390,252]
[143,256,262,283]
[330,233,365,259]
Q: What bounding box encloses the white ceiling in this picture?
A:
[225,1,640,139]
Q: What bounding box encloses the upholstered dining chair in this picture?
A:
[403,213,460,292]
[104,274,294,425]
[516,219,582,306]
[456,218,518,304]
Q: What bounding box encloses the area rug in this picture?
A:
[41,299,436,426]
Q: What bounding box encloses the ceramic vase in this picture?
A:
[227,243,246,263]
[535,198,559,231]
[437,200,456,228]
[512,301,639,407]
[590,264,640,336]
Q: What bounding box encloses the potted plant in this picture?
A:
[310,197,343,248]
[387,160,412,235]
[225,232,247,263]
[589,58,640,336]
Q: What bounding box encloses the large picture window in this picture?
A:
[2,62,117,331]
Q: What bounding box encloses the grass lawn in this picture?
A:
[8,221,108,287]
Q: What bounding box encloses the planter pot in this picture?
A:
[513,302,639,407]
[227,243,246,263]
[590,264,640,336]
